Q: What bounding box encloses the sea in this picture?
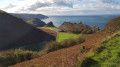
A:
[42,14,120,29]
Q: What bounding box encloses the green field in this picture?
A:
[78,34,120,67]
[42,27,81,42]
[58,32,81,42]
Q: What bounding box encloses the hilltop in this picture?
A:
[10,13,48,21]
[11,17,120,67]
[59,22,100,34]
[26,18,46,27]
[0,10,56,50]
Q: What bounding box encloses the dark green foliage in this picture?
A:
[79,57,98,67]
[80,46,85,53]
[43,38,85,53]
[61,38,77,48]
[0,49,39,66]
[76,37,85,44]
[44,41,61,53]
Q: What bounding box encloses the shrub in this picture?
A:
[0,49,39,66]
[61,38,77,48]
[79,57,98,67]
[76,37,85,44]
[43,38,85,53]
[44,41,61,53]
[80,46,85,53]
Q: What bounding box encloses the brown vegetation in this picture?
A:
[11,16,120,67]
[59,22,100,34]
[0,49,39,67]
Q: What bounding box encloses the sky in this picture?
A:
[0,0,120,15]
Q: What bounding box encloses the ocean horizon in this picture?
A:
[42,14,120,29]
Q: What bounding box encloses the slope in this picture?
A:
[11,16,120,67]
[10,13,48,21]
[0,10,56,50]
[27,18,46,27]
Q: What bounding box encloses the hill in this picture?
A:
[59,22,100,34]
[10,13,48,21]
[11,16,120,67]
[0,10,56,50]
[27,18,46,27]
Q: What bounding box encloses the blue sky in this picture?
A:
[0,0,120,15]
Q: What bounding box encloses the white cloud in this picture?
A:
[0,0,120,15]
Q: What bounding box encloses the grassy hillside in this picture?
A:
[77,33,120,67]
[0,10,5,13]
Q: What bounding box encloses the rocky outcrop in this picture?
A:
[59,22,100,34]
[44,21,55,27]
[0,10,55,50]
[26,18,46,27]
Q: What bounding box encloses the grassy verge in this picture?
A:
[58,32,81,42]
[77,33,120,67]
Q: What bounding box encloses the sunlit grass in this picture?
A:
[41,27,58,31]
[77,33,120,67]
[58,32,81,42]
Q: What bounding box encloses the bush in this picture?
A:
[80,46,85,53]
[44,41,62,53]
[0,49,39,66]
[79,57,98,67]
[76,37,85,44]
[61,38,77,48]
[43,38,85,53]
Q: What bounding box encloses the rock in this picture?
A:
[44,21,55,27]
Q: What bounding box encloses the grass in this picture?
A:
[41,27,82,42]
[0,10,5,13]
[58,32,81,42]
[41,27,58,31]
[77,33,120,67]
